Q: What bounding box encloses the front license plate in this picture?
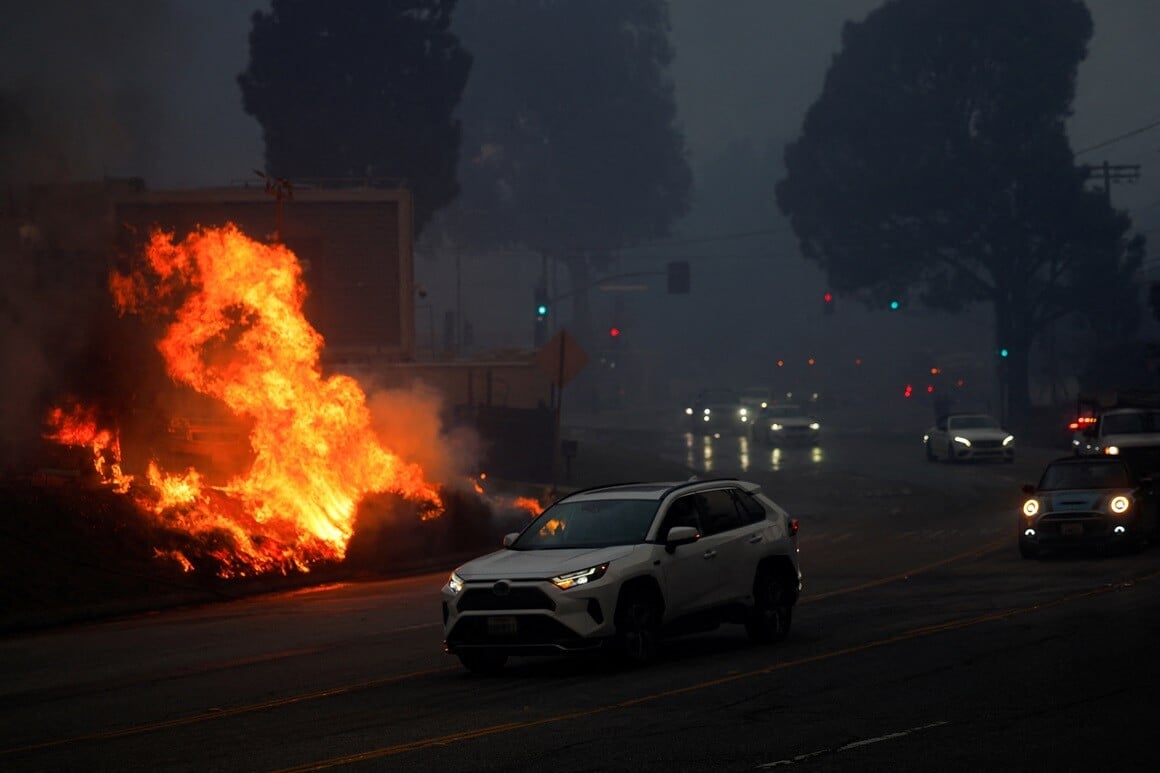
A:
[487,616,518,635]
[1060,523,1083,536]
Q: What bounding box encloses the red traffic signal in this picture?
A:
[609,327,621,338]
[823,292,833,303]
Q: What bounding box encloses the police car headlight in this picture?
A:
[1110,496,1130,514]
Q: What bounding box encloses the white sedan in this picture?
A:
[924,413,1015,463]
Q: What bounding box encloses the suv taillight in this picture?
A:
[789,518,799,536]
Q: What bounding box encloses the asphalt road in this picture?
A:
[2,427,1158,771]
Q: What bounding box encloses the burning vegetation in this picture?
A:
[24,223,531,581]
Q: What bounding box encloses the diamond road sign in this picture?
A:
[535,328,588,388]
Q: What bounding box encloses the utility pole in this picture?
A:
[1084,161,1141,205]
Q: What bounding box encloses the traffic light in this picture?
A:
[889,299,900,311]
[609,326,621,338]
[998,347,1009,358]
[667,261,690,294]
[534,283,549,322]
[823,291,834,315]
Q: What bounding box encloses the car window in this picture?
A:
[658,495,701,538]
[513,499,659,549]
[731,489,768,524]
[1039,462,1133,490]
[696,489,746,535]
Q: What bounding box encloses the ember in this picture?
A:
[47,223,446,577]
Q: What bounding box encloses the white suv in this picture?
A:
[440,478,802,673]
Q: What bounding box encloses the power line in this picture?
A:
[1074,117,1160,156]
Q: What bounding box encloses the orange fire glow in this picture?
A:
[67,223,445,576]
[43,403,133,493]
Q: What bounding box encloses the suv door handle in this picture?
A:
[747,535,763,544]
[702,550,717,559]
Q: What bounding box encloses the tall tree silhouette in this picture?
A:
[777,0,1144,421]
[238,0,471,236]
[447,0,692,342]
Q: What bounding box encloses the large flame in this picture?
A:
[86,223,444,576]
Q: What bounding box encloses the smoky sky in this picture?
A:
[2,0,1159,410]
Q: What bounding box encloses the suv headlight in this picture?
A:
[1003,435,1015,446]
[1022,499,1039,517]
[551,563,609,590]
[1109,495,1130,514]
[447,571,465,594]
[771,423,784,431]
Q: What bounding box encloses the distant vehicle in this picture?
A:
[923,413,1014,463]
[739,386,777,413]
[752,404,821,446]
[440,478,802,673]
[1018,456,1159,558]
[1072,406,1160,474]
[684,388,749,435]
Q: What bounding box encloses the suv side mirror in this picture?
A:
[502,532,520,547]
[665,525,700,554]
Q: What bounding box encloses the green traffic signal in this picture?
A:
[889,300,900,310]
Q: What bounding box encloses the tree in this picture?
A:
[776,0,1145,422]
[237,0,472,236]
[444,0,692,341]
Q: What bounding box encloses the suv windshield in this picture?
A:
[1101,410,1160,434]
[767,405,805,418]
[1039,461,1132,490]
[513,499,660,549]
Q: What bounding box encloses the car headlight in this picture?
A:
[739,407,748,417]
[1003,435,1015,446]
[551,563,609,590]
[447,571,465,594]
[1105,446,1120,455]
[771,423,784,431]
[685,407,693,416]
[809,422,820,430]
[953,436,971,447]
[1022,499,1039,517]
[703,408,711,415]
[1110,495,1130,514]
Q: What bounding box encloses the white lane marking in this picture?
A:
[755,721,949,768]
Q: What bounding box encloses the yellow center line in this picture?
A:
[277,567,1160,772]
[801,536,1010,602]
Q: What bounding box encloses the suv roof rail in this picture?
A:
[661,477,745,497]
[553,481,648,501]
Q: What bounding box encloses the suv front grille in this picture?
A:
[457,586,556,612]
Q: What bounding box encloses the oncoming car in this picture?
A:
[440,479,802,674]
[924,412,1014,463]
[752,404,821,446]
[684,389,749,435]
[1018,456,1159,558]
